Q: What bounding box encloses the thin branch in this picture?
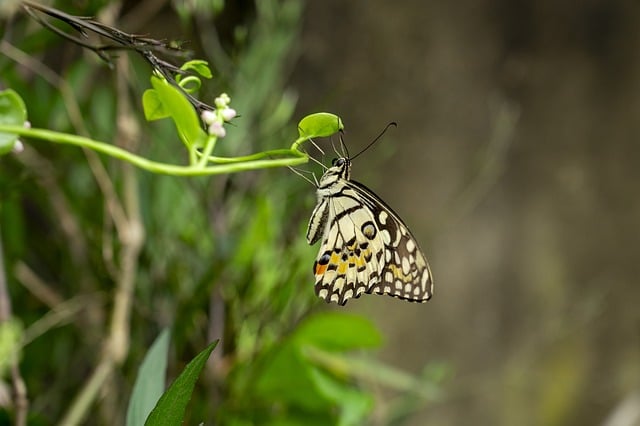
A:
[108,55,144,366]
[13,261,63,308]
[58,360,114,426]
[21,294,103,346]
[10,365,27,426]
[20,1,215,114]
[21,1,187,64]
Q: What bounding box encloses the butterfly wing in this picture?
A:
[311,180,433,305]
[350,181,433,301]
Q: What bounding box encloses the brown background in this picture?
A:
[291,1,640,425]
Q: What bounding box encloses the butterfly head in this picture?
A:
[331,157,351,177]
[318,157,352,188]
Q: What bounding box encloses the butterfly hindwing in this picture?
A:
[349,180,432,301]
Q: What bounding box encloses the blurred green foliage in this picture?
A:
[0,1,441,424]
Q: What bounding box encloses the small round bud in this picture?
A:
[214,93,231,108]
[12,140,24,154]
[201,110,216,125]
[208,122,226,138]
[221,107,236,122]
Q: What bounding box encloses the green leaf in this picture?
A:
[0,89,27,155]
[180,60,213,79]
[144,339,218,426]
[298,112,343,139]
[148,75,207,149]
[142,89,170,121]
[126,329,171,426]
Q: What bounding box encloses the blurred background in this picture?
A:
[293,1,640,425]
[1,0,639,425]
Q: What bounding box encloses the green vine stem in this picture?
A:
[0,125,311,176]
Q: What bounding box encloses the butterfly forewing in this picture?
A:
[308,158,433,305]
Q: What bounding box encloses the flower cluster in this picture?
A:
[201,93,236,138]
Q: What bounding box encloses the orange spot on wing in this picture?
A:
[315,263,328,275]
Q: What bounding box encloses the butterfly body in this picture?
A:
[307,157,433,305]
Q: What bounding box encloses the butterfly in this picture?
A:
[306,155,433,305]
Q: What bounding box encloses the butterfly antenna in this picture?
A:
[351,122,397,161]
[339,129,350,158]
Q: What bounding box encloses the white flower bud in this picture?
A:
[12,140,24,153]
[201,110,216,125]
[214,93,231,108]
[208,122,226,138]
[221,107,236,122]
